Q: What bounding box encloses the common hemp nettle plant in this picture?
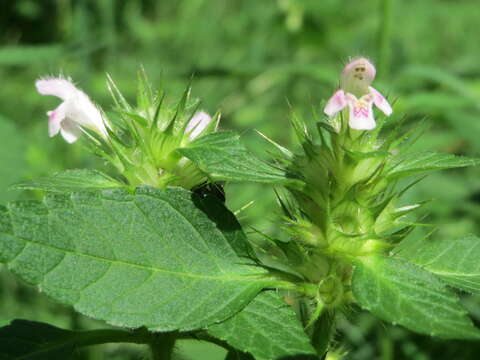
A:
[1,59,480,360]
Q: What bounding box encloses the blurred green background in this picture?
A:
[1,0,480,359]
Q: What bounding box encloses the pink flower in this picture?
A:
[324,58,392,130]
[35,77,108,143]
[185,111,212,140]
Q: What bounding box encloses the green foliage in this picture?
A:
[310,312,336,357]
[0,319,145,359]
[352,255,480,339]
[88,76,212,190]
[386,152,480,179]
[250,100,480,355]
[0,319,78,359]
[12,170,123,193]
[399,235,480,295]
[207,290,316,360]
[179,132,302,186]
[0,187,270,331]
[2,0,480,359]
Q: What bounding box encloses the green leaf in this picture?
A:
[178,132,303,186]
[311,312,336,357]
[386,152,480,179]
[352,255,480,339]
[0,187,269,331]
[0,319,144,359]
[12,170,123,193]
[207,291,316,360]
[398,235,480,295]
[136,66,154,115]
[0,319,76,359]
[343,147,389,161]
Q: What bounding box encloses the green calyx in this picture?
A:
[85,70,218,190]
[264,110,480,312]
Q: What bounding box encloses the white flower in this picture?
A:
[35,77,108,143]
[185,111,212,140]
[324,58,392,130]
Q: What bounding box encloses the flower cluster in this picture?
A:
[35,74,216,189]
[27,58,480,360]
[258,58,407,309]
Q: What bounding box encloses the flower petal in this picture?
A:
[346,93,376,130]
[36,75,108,142]
[341,57,376,97]
[35,77,78,101]
[47,103,66,137]
[324,90,347,117]
[369,86,393,116]
[69,96,108,137]
[60,119,81,144]
[186,111,212,140]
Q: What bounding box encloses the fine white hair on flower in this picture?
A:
[323,57,392,131]
[186,111,212,140]
[35,76,108,143]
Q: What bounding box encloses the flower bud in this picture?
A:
[185,111,212,140]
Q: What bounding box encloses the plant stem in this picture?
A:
[56,327,180,360]
[70,328,151,347]
[268,279,318,297]
[63,327,178,360]
[380,327,394,360]
[149,333,176,360]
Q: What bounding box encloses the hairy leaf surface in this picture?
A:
[179,132,302,186]
[398,235,480,295]
[352,255,480,339]
[207,291,316,360]
[0,187,268,331]
[12,169,123,193]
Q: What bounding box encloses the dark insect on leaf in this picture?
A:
[193,182,226,203]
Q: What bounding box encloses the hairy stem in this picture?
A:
[149,333,176,360]
[56,327,178,360]
[68,328,151,348]
[268,279,318,297]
